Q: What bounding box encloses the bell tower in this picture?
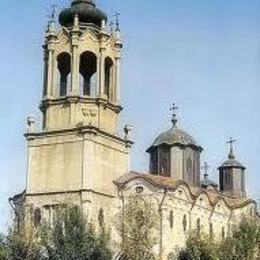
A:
[24,0,132,219]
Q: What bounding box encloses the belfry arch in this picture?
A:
[104,57,114,99]
[57,52,71,97]
[79,51,97,96]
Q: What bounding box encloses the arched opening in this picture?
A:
[80,51,97,96]
[57,52,71,96]
[98,208,104,228]
[197,218,201,234]
[34,208,42,227]
[183,215,187,232]
[104,57,113,99]
[169,210,174,229]
[209,222,214,238]
[222,227,225,240]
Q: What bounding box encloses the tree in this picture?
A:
[116,196,159,260]
[219,217,260,260]
[6,224,42,260]
[0,234,7,260]
[43,205,112,260]
[178,232,219,260]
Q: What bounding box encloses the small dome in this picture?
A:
[219,158,245,170]
[59,0,107,28]
[147,125,202,152]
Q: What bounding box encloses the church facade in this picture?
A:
[11,1,258,259]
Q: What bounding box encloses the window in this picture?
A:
[98,208,104,227]
[34,208,42,227]
[209,222,213,238]
[104,57,113,99]
[183,215,187,232]
[57,52,71,96]
[222,227,225,240]
[169,210,174,229]
[80,51,97,96]
[197,218,201,234]
[159,145,170,177]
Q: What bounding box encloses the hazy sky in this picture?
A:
[0,0,260,232]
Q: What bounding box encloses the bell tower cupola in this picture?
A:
[146,104,203,187]
[41,0,122,134]
[218,137,246,197]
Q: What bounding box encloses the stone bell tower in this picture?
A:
[22,0,132,222]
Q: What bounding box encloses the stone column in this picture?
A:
[46,48,54,97]
[115,56,121,103]
[71,37,79,95]
[99,48,105,97]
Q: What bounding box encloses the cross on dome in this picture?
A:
[202,162,211,180]
[170,103,179,127]
[227,136,237,159]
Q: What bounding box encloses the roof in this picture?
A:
[59,0,107,28]
[147,126,202,152]
[200,178,218,188]
[219,158,246,170]
[114,171,254,210]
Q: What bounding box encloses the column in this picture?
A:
[42,50,48,98]
[115,57,121,103]
[99,48,105,97]
[71,41,79,95]
[46,49,54,98]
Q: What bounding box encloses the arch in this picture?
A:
[197,218,201,234]
[57,52,71,96]
[80,51,97,96]
[98,208,104,227]
[34,208,42,227]
[104,57,114,99]
[182,215,187,232]
[169,210,174,229]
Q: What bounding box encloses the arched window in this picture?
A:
[57,52,71,96]
[104,57,113,99]
[209,222,214,238]
[169,210,174,229]
[222,227,225,240]
[80,51,97,96]
[98,208,104,227]
[183,215,187,232]
[197,218,201,234]
[34,208,42,227]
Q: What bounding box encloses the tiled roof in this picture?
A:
[114,171,254,210]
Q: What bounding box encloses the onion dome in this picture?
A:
[218,138,246,170]
[59,0,107,28]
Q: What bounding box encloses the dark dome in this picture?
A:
[147,125,202,152]
[59,0,107,28]
[219,158,245,170]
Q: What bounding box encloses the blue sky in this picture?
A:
[0,0,260,232]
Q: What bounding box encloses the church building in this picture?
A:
[11,1,258,259]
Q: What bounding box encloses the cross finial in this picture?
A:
[202,162,211,180]
[48,4,58,22]
[114,11,120,31]
[109,20,114,32]
[227,136,237,159]
[170,103,179,127]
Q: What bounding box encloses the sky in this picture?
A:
[0,0,260,233]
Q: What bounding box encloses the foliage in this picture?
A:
[42,205,112,260]
[6,225,42,260]
[3,205,111,260]
[178,217,260,260]
[219,217,260,260]
[178,232,219,260]
[116,196,159,260]
[0,234,7,260]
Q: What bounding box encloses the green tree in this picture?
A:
[219,217,260,260]
[116,196,159,260]
[178,232,219,260]
[0,234,7,260]
[43,205,112,260]
[6,225,42,260]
